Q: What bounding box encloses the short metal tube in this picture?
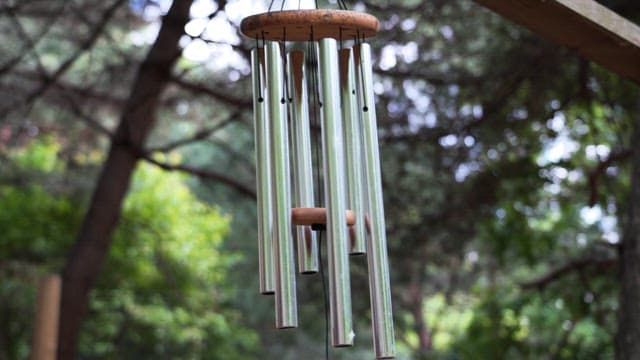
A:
[319,38,354,347]
[358,43,396,359]
[266,41,298,329]
[252,47,276,295]
[339,48,367,255]
[288,50,319,274]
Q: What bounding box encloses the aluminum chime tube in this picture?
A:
[251,47,275,295]
[265,41,297,329]
[339,48,367,255]
[319,38,354,347]
[357,42,396,358]
[287,50,319,274]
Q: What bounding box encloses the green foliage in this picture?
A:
[0,137,81,263]
[0,141,257,359]
[9,136,61,173]
[0,184,79,262]
[77,163,258,359]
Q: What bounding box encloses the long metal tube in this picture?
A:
[319,38,354,347]
[353,46,371,248]
[339,48,367,255]
[251,47,275,295]
[288,50,319,274]
[357,43,396,359]
[266,41,297,328]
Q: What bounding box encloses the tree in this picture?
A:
[615,96,640,359]
[56,1,195,357]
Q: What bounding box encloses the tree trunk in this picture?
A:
[615,93,640,360]
[57,1,193,358]
[411,289,432,357]
[407,262,432,358]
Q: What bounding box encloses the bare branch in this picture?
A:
[7,0,126,113]
[141,154,256,199]
[521,257,616,290]
[588,149,632,206]
[0,3,66,76]
[61,88,254,199]
[13,69,126,108]
[61,93,115,139]
[146,110,242,153]
[170,76,252,108]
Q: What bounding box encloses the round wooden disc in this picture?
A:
[240,10,379,42]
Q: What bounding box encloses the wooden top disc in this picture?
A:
[240,10,380,42]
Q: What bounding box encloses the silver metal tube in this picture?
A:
[353,46,371,248]
[288,50,319,274]
[358,43,396,359]
[252,47,275,295]
[319,38,354,347]
[266,41,297,329]
[339,48,367,255]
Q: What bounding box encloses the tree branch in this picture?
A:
[146,110,241,153]
[0,3,66,76]
[8,0,126,114]
[588,149,632,206]
[170,75,252,108]
[61,92,253,198]
[521,257,616,290]
[140,154,256,199]
[61,92,115,138]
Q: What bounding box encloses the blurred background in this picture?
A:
[1,0,639,359]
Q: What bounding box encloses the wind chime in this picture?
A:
[241,2,394,358]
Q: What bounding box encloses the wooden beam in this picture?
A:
[473,0,640,84]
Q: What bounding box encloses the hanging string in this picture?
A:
[256,36,264,102]
[281,27,288,104]
[267,0,291,12]
[270,0,348,11]
[307,27,324,209]
[305,24,328,358]
[356,32,369,112]
[318,232,330,360]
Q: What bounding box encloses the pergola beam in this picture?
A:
[473,0,640,84]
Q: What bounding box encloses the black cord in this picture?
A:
[256,37,264,102]
[306,26,328,358]
[281,27,288,104]
[318,231,330,360]
[356,32,369,112]
[307,26,324,208]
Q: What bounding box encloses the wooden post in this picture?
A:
[473,0,640,84]
[31,275,62,360]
